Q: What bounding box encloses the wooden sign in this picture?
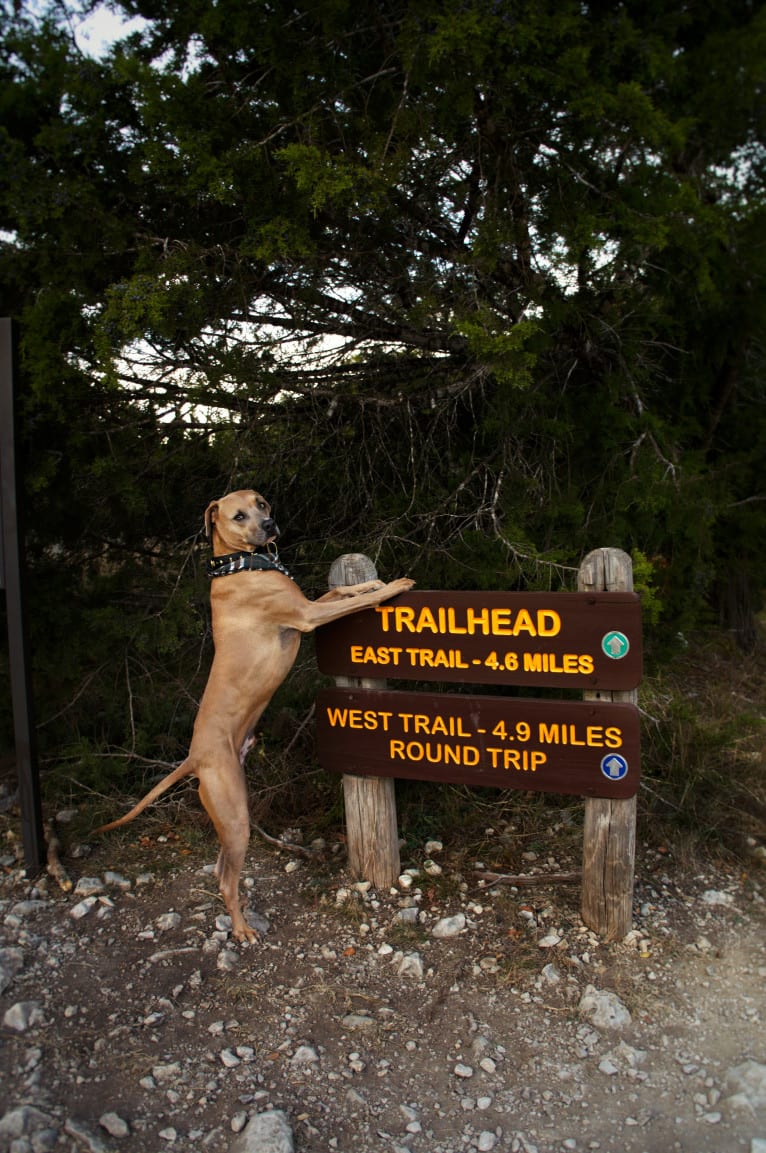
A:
[315,591,642,689]
[316,688,640,799]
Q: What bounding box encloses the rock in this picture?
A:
[478,1132,497,1151]
[0,946,24,993]
[424,840,443,855]
[70,896,98,920]
[155,911,182,931]
[454,1063,474,1078]
[578,985,631,1031]
[64,1118,110,1152]
[398,952,424,980]
[342,1013,377,1031]
[231,1111,248,1133]
[152,1062,181,1083]
[537,933,562,948]
[3,1000,44,1032]
[99,1112,130,1137]
[73,877,105,897]
[396,907,419,924]
[217,949,239,972]
[0,1106,54,1142]
[432,913,466,938]
[726,1060,766,1109]
[245,910,270,936]
[700,889,734,907]
[540,963,560,985]
[228,1109,294,1153]
[104,871,131,890]
[423,859,442,875]
[291,1044,320,1065]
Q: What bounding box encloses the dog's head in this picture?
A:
[204,490,280,553]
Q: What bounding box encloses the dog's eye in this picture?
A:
[257,500,267,511]
[233,512,246,521]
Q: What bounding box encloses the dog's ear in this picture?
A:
[204,501,218,540]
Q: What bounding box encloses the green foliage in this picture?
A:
[0,0,764,795]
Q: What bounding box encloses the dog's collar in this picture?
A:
[206,549,293,580]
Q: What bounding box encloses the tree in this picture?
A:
[1,0,764,772]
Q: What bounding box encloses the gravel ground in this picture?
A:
[1,818,765,1153]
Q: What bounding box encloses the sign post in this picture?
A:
[317,553,643,937]
[327,554,400,889]
[578,548,638,939]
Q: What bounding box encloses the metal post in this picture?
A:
[0,318,45,872]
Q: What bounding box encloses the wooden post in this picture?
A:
[0,318,45,873]
[578,548,637,939]
[328,554,401,888]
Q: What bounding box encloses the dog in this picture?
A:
[96,489,414,942]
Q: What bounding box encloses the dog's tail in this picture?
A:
[94,760,193,835]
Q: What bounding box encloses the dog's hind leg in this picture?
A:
[197,759,256,943]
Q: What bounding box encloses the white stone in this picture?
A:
[538,933,562,948]
[100,1112,130,1137]
[217,949,239,972]
[220,1048,241,1067]
[104,871,131,890]
[74,876,105,897]
[454,1063,474,1078]
[578,985,631,1030]
[291,1045,320,1065]
[228,1109,294,1153]
[432,913,466,938]
[3,1001,43,1032]
[424,840,443,855]
[727,1060,766,1108]
[478,1132,497,1151]
[152,1062,181,1083]
[70,896,98,919]
[0,1105,53,1140]
[423,859,442,875]
[342,1013,376,1030]
[155,912,182,931]
[700,889,734,907]
[0,947,23,994]
[398,952,424,980]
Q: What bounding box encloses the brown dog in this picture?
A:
[97,489,414,941]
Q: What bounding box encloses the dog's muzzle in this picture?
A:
[262,518,279,540]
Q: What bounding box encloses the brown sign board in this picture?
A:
[316,591,642,690]
[316,688,640,799]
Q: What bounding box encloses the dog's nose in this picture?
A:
[262,518,279,539]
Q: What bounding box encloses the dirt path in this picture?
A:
[1,828,764,1153]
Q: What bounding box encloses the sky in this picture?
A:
[66,2,146,56]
